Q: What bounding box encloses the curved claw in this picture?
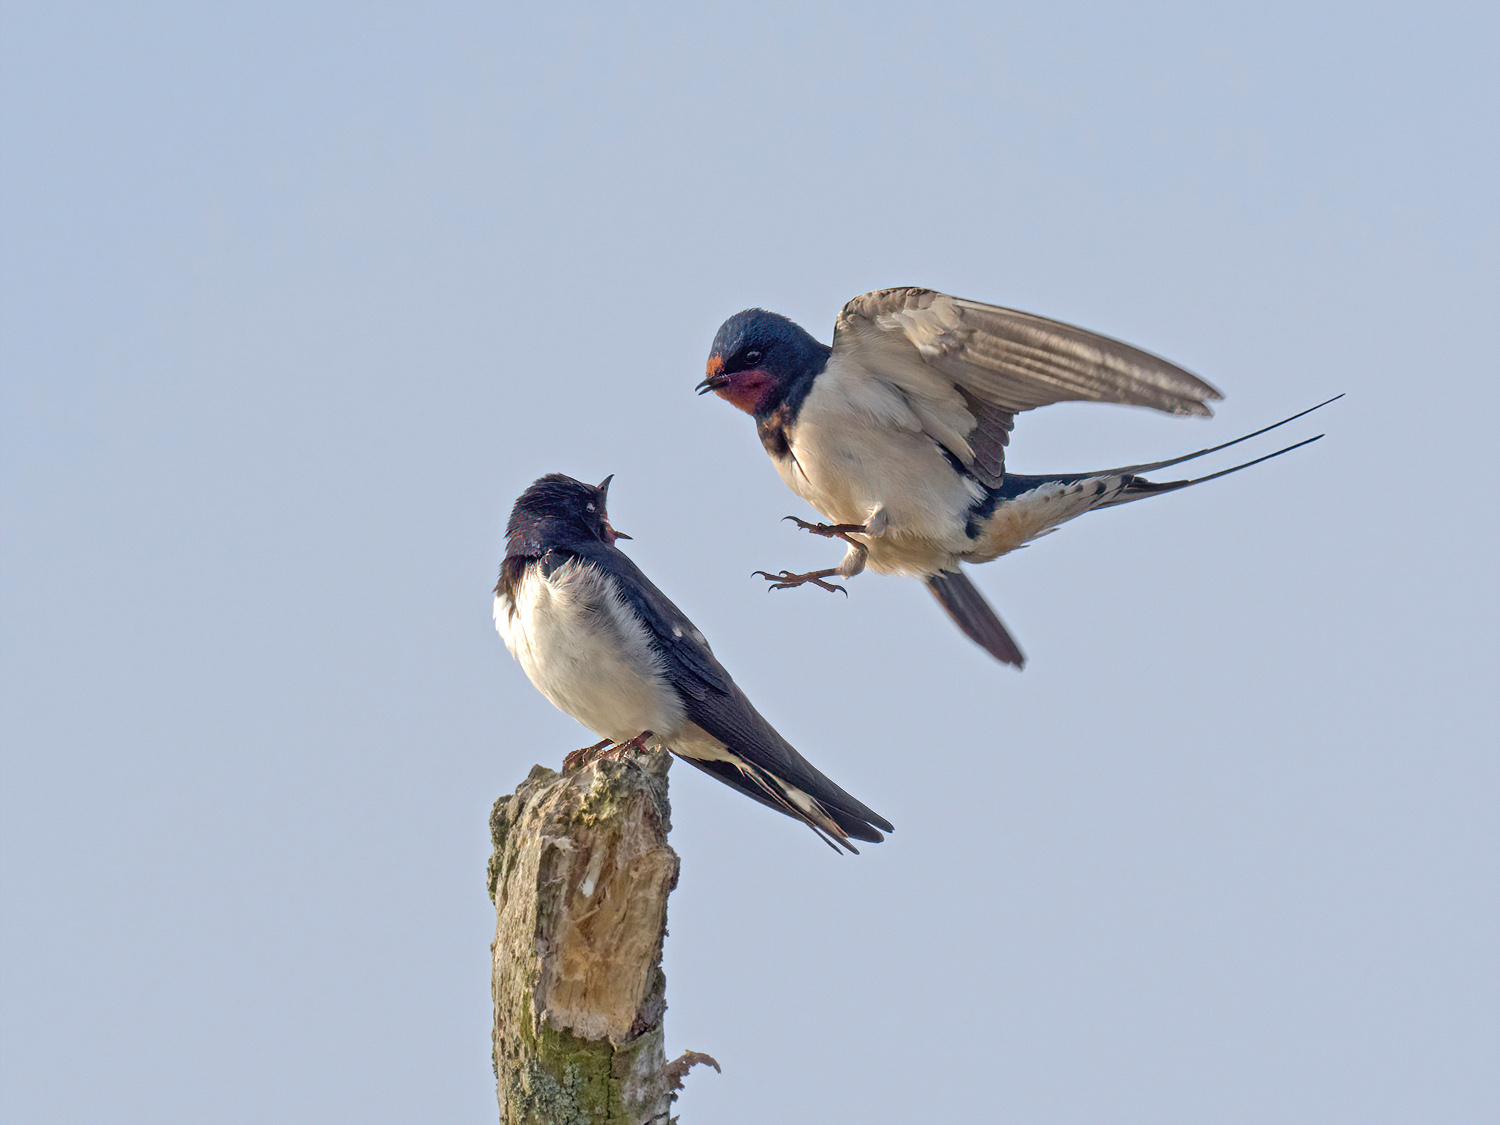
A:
[752,569,849,596]
[608,729,655,758]
[563,737,615,773]
[782,515,867,539]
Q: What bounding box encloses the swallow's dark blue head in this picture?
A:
[505,473,630,559]
[697,308,832,418]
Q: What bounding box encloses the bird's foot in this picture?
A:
[601,730,655,761]
[753,567,849,595]
[783,515,869,544]
[563,738,615,773]
[563,731,656,773]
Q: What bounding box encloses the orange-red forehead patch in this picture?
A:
[705,355,724,377]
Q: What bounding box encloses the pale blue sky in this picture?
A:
[3,3,1496,1122]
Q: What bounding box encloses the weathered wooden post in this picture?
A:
[487,749,718,1124]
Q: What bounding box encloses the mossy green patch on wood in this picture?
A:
[500,994,632,1125]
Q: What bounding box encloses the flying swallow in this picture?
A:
[494,473,892,852]
[698,286,1337,668]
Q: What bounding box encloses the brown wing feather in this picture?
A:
[834,288,1222,481]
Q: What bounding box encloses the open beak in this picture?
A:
[595,474,630,541]
[696,373,728,395]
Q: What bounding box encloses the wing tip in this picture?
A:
[677,751,891,854]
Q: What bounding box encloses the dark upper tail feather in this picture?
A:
[673,754,885,852]
[786,759,893,841]
[1006,395,1342,491]
[927,569,1026,668]
[678,679,892,847]
[1096,433,1324,508]
[821,793,893,838]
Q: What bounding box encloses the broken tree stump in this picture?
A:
[487,749,718,1124]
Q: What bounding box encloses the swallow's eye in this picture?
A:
[744,349,763,366]
[586,502,596,512]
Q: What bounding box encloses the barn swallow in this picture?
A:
[494,473,892,852]
[698,286,1337,668]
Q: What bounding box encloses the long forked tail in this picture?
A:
[1097,431,1325,508]
[998,394,1341,509]
[927,569,1026,668]
[1104,394,1342,477]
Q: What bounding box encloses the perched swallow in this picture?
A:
[698,286,1337,668]
[494,473,892,852]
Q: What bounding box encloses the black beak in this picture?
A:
[695,374,728,395]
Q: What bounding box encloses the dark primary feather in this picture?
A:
[955,387,1016,489]
[565,537,893,843]
[926,570,1026,669]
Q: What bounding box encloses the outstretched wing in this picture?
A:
[832,287,1222,486]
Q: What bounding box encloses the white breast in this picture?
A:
[494,558,686,743]
[781,354,984,576]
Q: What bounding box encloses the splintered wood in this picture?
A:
[488,751,716,1124]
